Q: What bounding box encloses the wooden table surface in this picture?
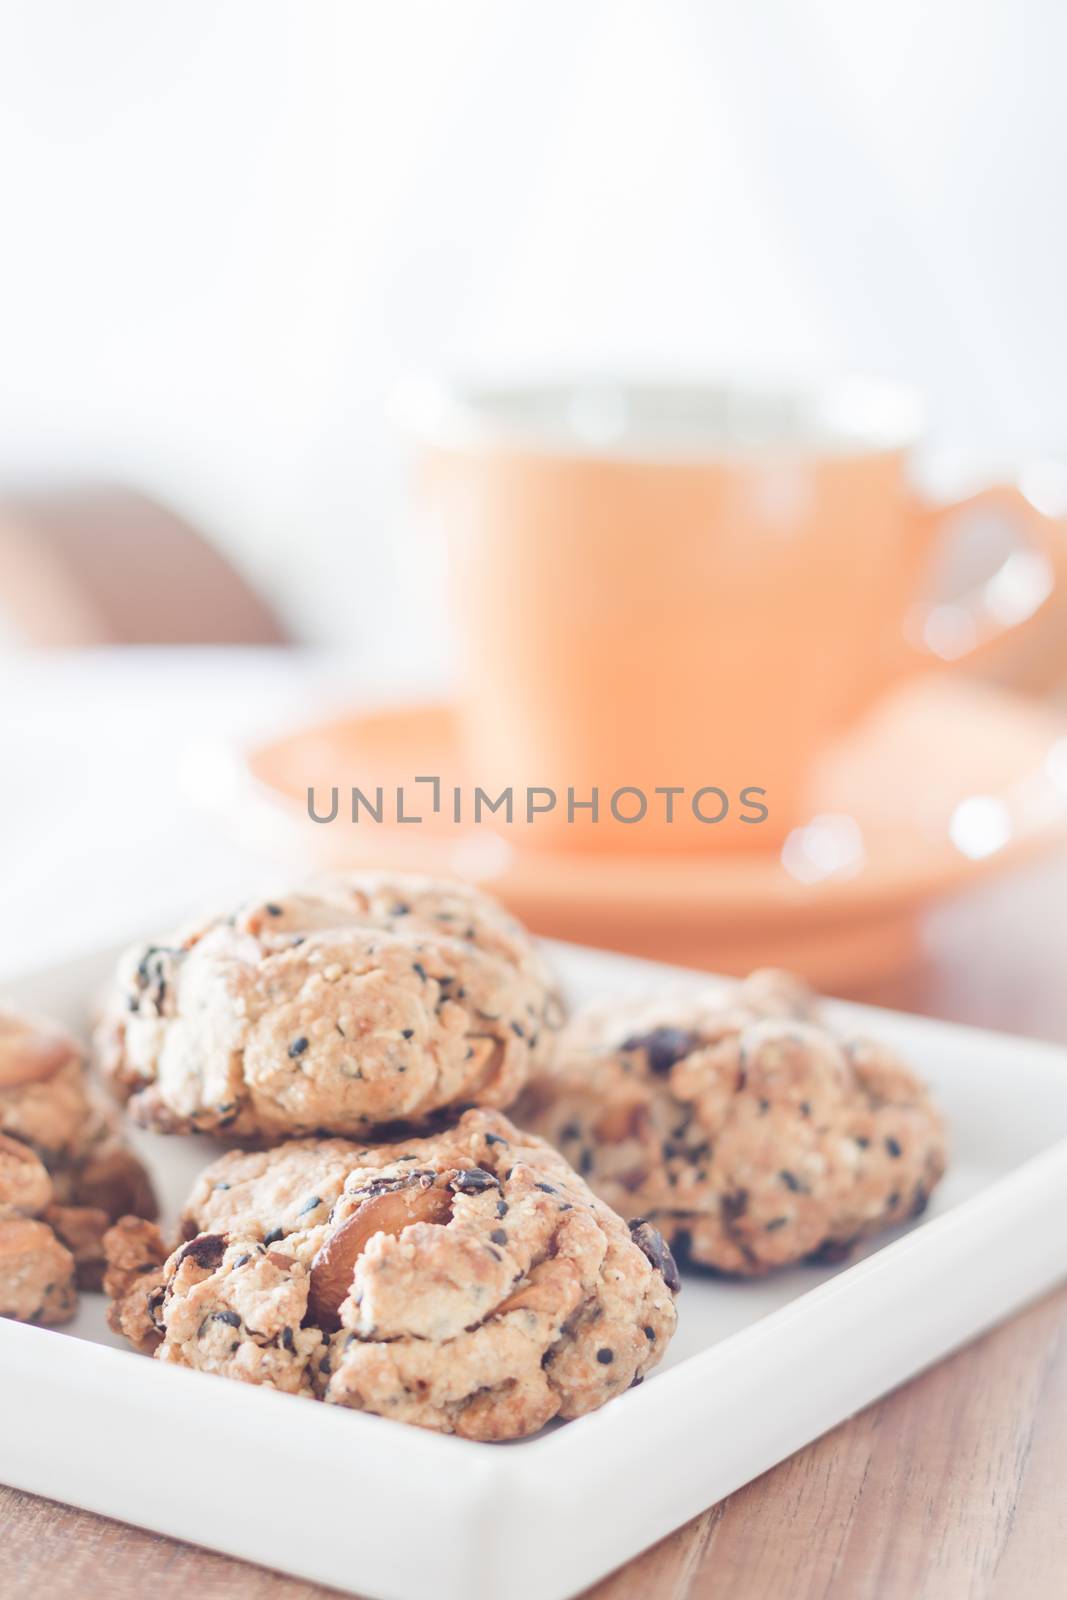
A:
[4,851,1067,1600]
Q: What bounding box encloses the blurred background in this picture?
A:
[3,0,1067,653]
[3,0,1067,1019]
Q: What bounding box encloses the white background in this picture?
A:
[0,0,1064,646]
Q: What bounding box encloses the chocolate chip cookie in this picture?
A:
[104,1108,679,1439]
[96,873,564,1141]
[515,970,947,1275]
[0,1124,79,1321]
[0,1007,156,1318]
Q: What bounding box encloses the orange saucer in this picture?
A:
[223,678,1067,992]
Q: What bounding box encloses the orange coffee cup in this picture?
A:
[408,378,1066,853]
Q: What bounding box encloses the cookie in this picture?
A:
[0,1007,155,1208]
[0,1006,157,1311]
[95,873,564,1140]
[0,1124,79,1324]
[0,1009,81,1088]
[104,1109,679,1439]
[514,969,947,1275]
[0,1218,77,1324]
[0,1011,89,1162]
[0,1132,55,1219]
[43,1203,112,1292]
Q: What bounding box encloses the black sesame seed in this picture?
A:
[282,1326,295,1351]
[510,1021,525,1038]
[579,1149,594,1175]
[263,1228,285,1246]
[297,1195,322,1216]
[596,1347,614,1365]
[288,1036,309,1058]
[401,1028,414,1040]
[643,1325,656,1341]
[855,1135,871,1149]
[413,962,428,982]
[484,1132,508,1148]
[779,1170,801,1192]
[766,1217,789,1231]
[886,1136,903,1158]
[496,1200,509,1218]
[265,903,283,916]
[212,1310,241,1327]
[392,902,410,915]
[233,1254,251,1268]
[490,1228,508,1245]
[799,1101,812,1117]
[887,1192,901,1209]
[535,1182,557,1195]
[214,1181,230,1192]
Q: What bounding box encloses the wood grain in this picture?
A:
[586,1284,1067,1600]
[5,854,1067,1600]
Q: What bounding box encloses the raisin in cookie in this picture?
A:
[514,970,947,1275]
[104,1109,679,1439]
[0,1007,156,1308]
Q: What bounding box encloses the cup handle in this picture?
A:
[904,482,1067,689]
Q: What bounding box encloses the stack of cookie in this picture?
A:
[0,1007,155,1323]
[96,874,682,1440]
[5,868,945,1443]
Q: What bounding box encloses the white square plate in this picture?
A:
[3,939,1067,1600]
